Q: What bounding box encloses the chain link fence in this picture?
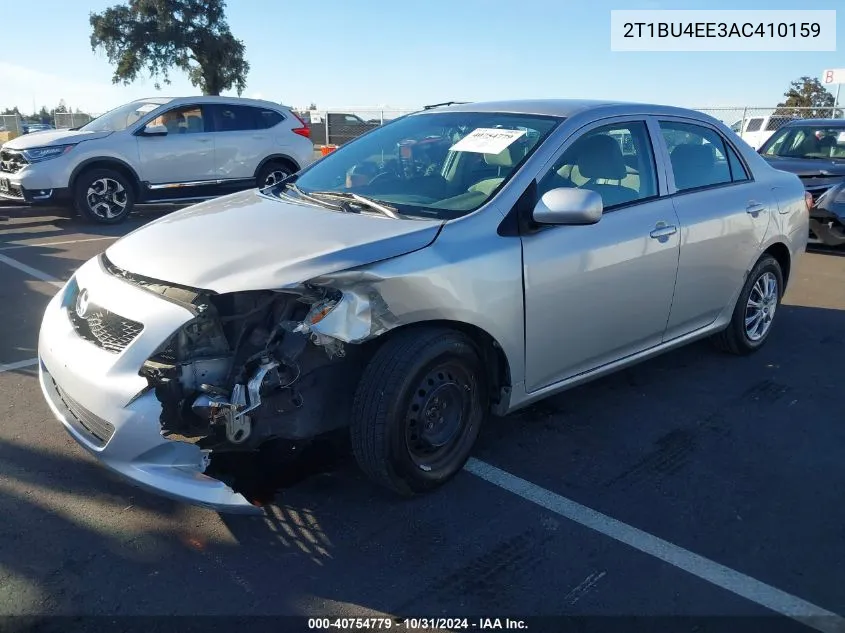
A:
[696,106,844,150]
[301,106,845,151]
[53,112,98,129]
[0,114,24,135]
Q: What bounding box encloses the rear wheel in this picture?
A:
[350,328,487,496]
[74,168,136,224]
[712,254,784,355]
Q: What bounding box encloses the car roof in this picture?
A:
[130,95,291,110]
[781,118,845,127]
[418,99,720,121]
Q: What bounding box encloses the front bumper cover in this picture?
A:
[36,259,263,514]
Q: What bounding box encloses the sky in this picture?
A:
[0,0,842,115]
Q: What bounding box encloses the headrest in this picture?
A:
[575,135,627,180]
[670,143,715,171]
[483,146,514,167]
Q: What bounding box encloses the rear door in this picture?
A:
[208,104,272,182]
[657,118,771,340]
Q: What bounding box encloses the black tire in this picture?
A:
[257,161,294,189]
[712,254,784,355]
[350,327,487,496]
[73,168,136,224]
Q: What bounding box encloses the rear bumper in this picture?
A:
[37,259,262,514]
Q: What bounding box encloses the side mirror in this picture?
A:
[141,123,168,136]
[532,187,603,225]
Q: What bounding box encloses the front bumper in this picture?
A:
[0,155,73,203]
[37,257,261,514]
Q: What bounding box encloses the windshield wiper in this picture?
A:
[282,183,348,211]
[308,191,401,219]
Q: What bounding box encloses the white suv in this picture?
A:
[0,96,315,223]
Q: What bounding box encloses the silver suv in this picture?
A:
[0,96,315,223]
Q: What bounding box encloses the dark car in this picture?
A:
[758,119,845,246]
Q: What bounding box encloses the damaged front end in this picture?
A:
[104,256,392,504]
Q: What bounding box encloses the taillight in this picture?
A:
[805,191,813,212]
[291,111,311,138]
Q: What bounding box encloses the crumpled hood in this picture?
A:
[106,190,443,294]
[4,129,112,150]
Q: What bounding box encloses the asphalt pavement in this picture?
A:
[0,201,844,633]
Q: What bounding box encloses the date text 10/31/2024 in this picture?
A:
[308,618,529,630]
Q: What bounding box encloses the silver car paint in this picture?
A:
[105,189,444,293]
[38,100,809,512]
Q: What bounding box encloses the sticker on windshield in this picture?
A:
[450,128,526,154]
[136,104,159,113]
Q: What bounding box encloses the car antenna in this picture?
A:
[423,101,469,110]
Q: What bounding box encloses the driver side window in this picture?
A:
[538,121,658,211]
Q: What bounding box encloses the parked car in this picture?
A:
[25,123,55,134]
[730,114,796,150]
[38,99,808,512]
[758,118,845,246]
[301,111,381,146]
[0,96,314,223]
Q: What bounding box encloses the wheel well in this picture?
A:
[71,160,140,198]
[763,242,791,290]
[363,320,512,411]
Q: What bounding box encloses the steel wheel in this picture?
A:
[86,177,128,220]
[404,361,474,471]
[744,271,778,341]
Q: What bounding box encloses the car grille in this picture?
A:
[54,380,115,446]
[0,149,27,174]
[0,182,23,199]
[69,303,144,353]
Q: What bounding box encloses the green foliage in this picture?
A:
[774,76,842,118]
[90,0,250,96]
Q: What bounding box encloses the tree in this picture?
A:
[89,0,250,96]
[37,106,51,124]
[774,76,842,118]
[1,107,21,116]
[54,100,68,114]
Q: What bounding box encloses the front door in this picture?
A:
[136,104,216,186]
[522,118,680,393]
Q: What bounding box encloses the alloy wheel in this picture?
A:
[744,271,778,341]
[86,178,128,220]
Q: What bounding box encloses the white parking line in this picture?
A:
[465,458,845,633]
[0,358,38,373]
[0,253,64,288]
[0,236,117,252]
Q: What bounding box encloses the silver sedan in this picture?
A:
[37,99,809,512]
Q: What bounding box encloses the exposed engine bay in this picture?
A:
[104,256,379,454]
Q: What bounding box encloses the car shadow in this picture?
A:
[807,243,845,258]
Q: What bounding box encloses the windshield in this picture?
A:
[79,100,171,133]
[762,125,845,159]
[287,111,561,219]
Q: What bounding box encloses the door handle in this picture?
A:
[746,202,767,216]
[649,224,678,240]
[195,138,211,143]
